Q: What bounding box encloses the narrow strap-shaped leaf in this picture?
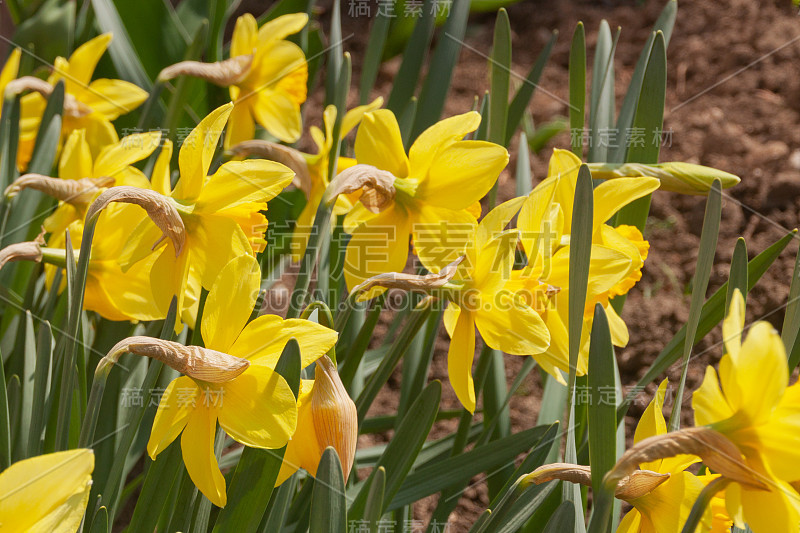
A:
[474,480,557,533]
[310,447,347,533]
[505,30,558,145]
[488,8,511,146]
[363,466,386,530]
[782,240,800,366]
[726,238,749,313]
[668,179,721,431]
[586,305,616,533]
[386,0,436,114]
[89,506,109,533]
[568,22,586,157]
[587,21,618,163]
[516,132,532,196]
[90,0,152,87]
[0,348,9,470]
[359,9,391,104]
[213,339,301,533]
[349,380,441,518]
[15,311,36,460]
[27,319,52,457]
[325,0,343,106]
[126,441,184,532]
[618,229,796,419]
[0,95,20,192]
[545,501,577,532]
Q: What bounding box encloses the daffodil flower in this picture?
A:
[692,289,800,532]
[226,13,309,146]
[19,33,148,167]
[289,98,383,261]
[342,109,507,297]
[0,449,93,532]
[617,380,709,533]
[147,254,338,507]
[118,103,295,326]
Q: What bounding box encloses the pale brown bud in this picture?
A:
[158,54,254,86]
[525,462,670,501]
[311,356,358,482]
[227,140,311,194]
[326,164,396,213]
[0,228,46,271]
[350,256,464,298]
[103,336,249,383]
[86,186,186,256]
[5,174,115,206]
[5,76,92,118]
[605,427,768,491]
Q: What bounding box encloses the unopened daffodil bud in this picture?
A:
[587,161,740,195]
[0,227,45,272]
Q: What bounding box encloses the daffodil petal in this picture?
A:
[64,33,112,89]
[93,132,161,177]
[475,295,549,355]
[152,139,173,195]
[408,111,481,179]
[252,89,302,143]
[448,309,477,413]
[202,255,260,353]
[174,103,233,201]
[592,177,660,230]
[218,365,297,449]
[256,13,309,44]
[83,79,148,120]
[195,159,294,213]
[692,366,734,427]
[412,204,476,274]
[476,196,525,251]
[181,406,226,507]
[190,214,253,289]
[354,109,409,178]
[148,377,197,458]
[722,289,745,363]
[231,13,258,57]
[59,129,93,180]
[230,315,338,368]
[224,100,255,149]
[473,230,518,295]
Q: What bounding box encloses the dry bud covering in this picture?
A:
[228,140,311,193]
[5,174,115,205]
[158,54,254,86]
[350,256,464,298]
[311,355,358,481]
[5,76,92,118]
[527,463,670,501]
[0,228,46,271]
[86,186,186,256]
[605,426,768,491]
[103,336,249,383]
[326,163,396,213]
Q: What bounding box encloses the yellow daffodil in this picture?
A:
[118,104,294,326]
[342,109,507,297]
[226,13,308,146]
[0,449,94,532]
[0,47,21,115]
[618,380,708,533]
[692,289,800,532]
[19,33,148,166]
[276,355,357,485]
[147,254,338,507]
[290,98,383,261]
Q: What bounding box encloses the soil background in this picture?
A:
[305,0,800,529]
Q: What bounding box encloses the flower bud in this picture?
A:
[158,54,253,85]
[0,228,45,272]
[5,174,115,206]
[588,162,740,195]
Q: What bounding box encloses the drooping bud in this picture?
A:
[310,355,358,482]
[228,140,311,193]
[5,174,115,206]
[350,256,464,301]
[0,228,45,271]
[604,426,768,491]
[5,76,92,118]
[86,186,186,256]
[325,164,396,212]
[525,462,671,501]
[102,336,249,383]
[158,54,254,86]
[588,162,740,195]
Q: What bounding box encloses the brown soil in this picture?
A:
[319,0,800,529]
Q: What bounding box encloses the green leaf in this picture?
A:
[0,347,9,470]
[516,132,532,196]
[358,10,391,104]
[474,480,558,533]
[0,96,20,193]
[568,22,586,157]
[489,8,511,146]
[680,478,729,533]
[349,380,441,518]
[127,441,184,532]
[386,0,436,114]
[363,466,386,531]
[390,423,552,510]
[545,501,577,532]
[410,0,471,138]
[669,179,721,431]
[587,21,617,163]
[586,305,616,533]
[506,30,558,145]
[726,238,749,313]
[782,241,800,367]
[14,311,36,460]
[310,448,347,533]
[89,506,109,533]
[620,229,796,418]
[27,319,52,457]
[90,0,152,88]
[213,339,301,532]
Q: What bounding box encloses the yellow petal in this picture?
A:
[231,13,258,57]
[0,449,93,533]
[635,379,669,444]
[592,177,660,231]
[448,309,477,412]
[354,109,409,178]
[740,477,800,533]
[224,100,255,149]
[408,111,481,179]
[616,508,643,533]
[195,159,294,213]
[757,383,800,480]
[415,141,508,210]
[148,377,198,458]
[276,381,316,485]
[93,131,161,178]
[546,149,582,233]
[202,255,260,353]
[476,196,525,252]
[256,13,309,44]
[475,295,549,355]
[174,103,233,201]
[181,406,227,507]
[152,139,173,195]
[80,114,120,156]
[692,366,734,427]
[218,365,297,448]
[544,245,631,300]
[230,315,337,368]
[344,204,411,297]
[251,88,302,143]
[190,214,253,289]
[341,97,384,138]
[722,289,745,362]
[59,129,93,180]
[412,204,476,274]
[605,303,630,348]
[473,230,518,295]
[82,78,148,120]
[0,48,21,93]
[64,33,112,89]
